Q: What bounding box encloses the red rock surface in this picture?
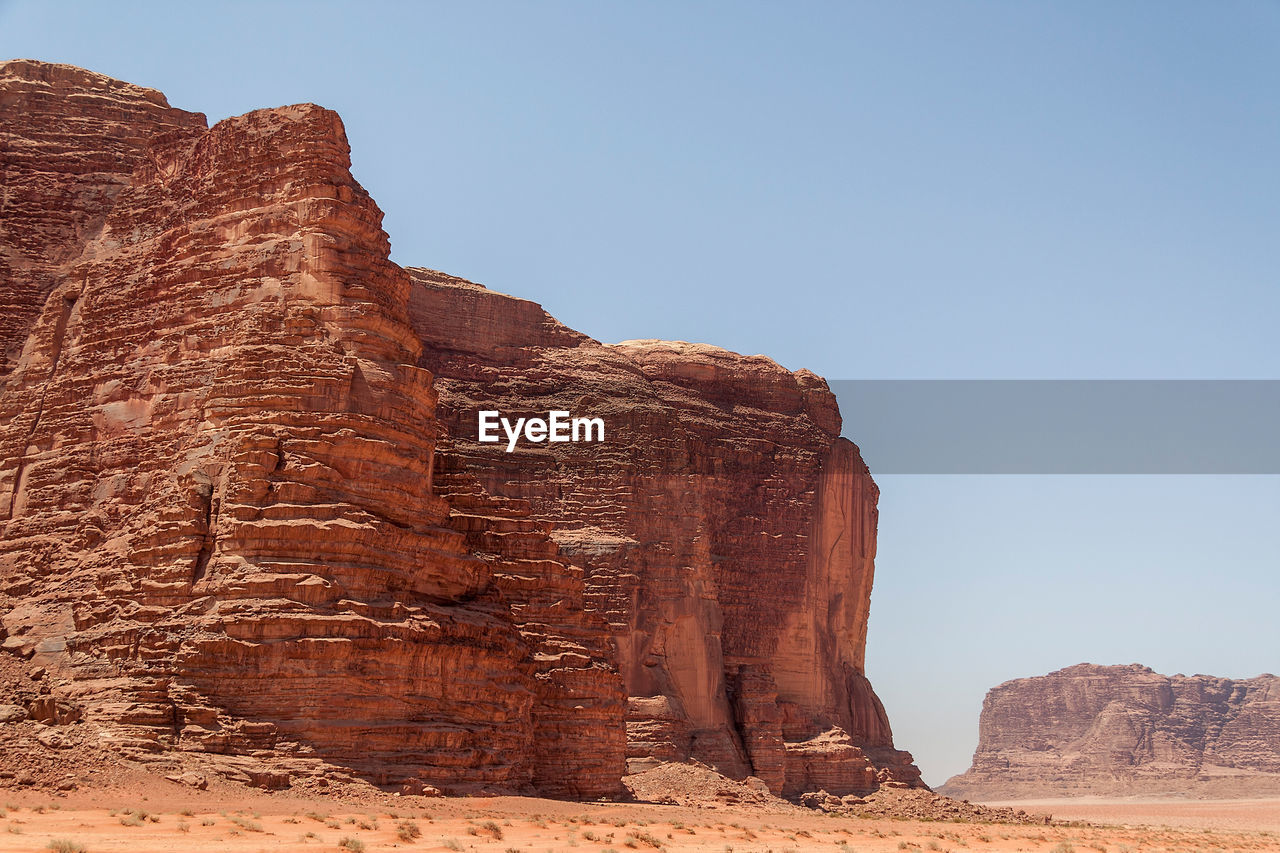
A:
[0,60,208,374]
[0,59,917,799]
[410,269,921,795]
[940,663,1280,800]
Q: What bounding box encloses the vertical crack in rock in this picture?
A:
[4,288,78,522]
[272,436,286,473]
[167,694,184,748]
[191,481,219,586]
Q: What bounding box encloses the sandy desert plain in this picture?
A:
[2,776,1280,853]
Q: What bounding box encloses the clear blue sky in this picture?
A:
[4,1,1277,787]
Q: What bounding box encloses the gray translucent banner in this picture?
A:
[830,381,1280,474]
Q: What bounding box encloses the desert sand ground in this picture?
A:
[987,798,1280,832]
[2,787,1279,853]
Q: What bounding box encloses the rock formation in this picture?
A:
[411,269,920,795]
[941,663,1280,800]
[0,59,919,798]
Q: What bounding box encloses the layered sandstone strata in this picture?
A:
[410,269,920,794]
[0,59,917,798]
[0,60,209,374]
[941,663,1280,800]
[0,59,620,796]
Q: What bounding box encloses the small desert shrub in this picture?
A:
[397,820,422,841]
[117,807,148,824]
[339,837,365,852]
[625,829,664,848]
[228,814,264,832]
[443,840,464,852]
[177,819,190,833]
[47,841,87,853]
[1052,844,1076,853]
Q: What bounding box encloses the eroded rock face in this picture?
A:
[410,269,920,794]
[0,59,917,798]
[0,59,608,795]
[940,663,1280,800]
[0,60,209,374]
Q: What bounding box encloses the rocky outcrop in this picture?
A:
[410,269,920,794]
[940,663,1280,800]
[0,58,617,796]
[0,59,917,799]
[0,60,208,374]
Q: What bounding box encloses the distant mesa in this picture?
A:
[940,663,1280,800]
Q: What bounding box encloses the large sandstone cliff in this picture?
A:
[411,269,919,795]
[0,59,918,798]
[940,663,1280,800]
